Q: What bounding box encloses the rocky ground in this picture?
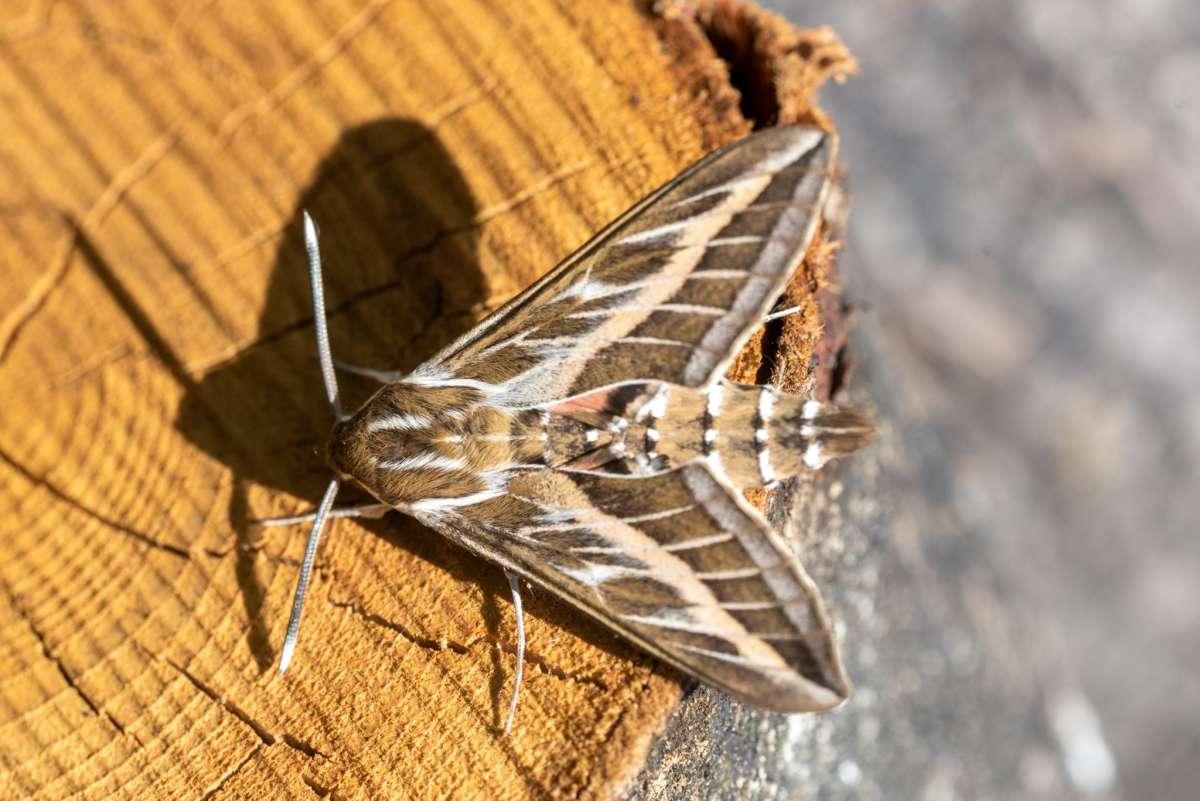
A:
[762,2,1200,799]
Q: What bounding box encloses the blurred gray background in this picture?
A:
[766,2,1200,799]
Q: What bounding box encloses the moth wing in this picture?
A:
[413,461,850,712]
[418,125,836,406]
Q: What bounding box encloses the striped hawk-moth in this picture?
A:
[272,124,874,731]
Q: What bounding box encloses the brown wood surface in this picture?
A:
[0,2,856,799]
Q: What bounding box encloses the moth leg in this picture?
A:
[503,569,526,736]
[332,359,405,384]
[255,503,390,527]
[763,304,802,322]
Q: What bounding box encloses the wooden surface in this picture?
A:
[0,2,856,798]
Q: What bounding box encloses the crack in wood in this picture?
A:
[200,264,452,378]
[193,150,593,376]
[215,0,395,148]
[0,207,77,363]
[328,596,473,655]
[302,774,344,800]
[198,744,262,801]
[5,587,142,745]
[329,597,610,691]
[158,652,327,760]
[200,79,499,277]
[0,443,217,560]
[471,160,596,225]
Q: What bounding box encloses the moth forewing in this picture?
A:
[290,124,872,721]
[417,125,839,406]
[413,461,854,712]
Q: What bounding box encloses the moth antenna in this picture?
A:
[503,570,526,735]
[279,478,340,674]
[302,211,345,421]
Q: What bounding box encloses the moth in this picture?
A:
[269,124,874,732]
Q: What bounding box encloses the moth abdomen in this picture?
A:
[554,381,873,488]
[694,383,874,487]
[770,401,875,472]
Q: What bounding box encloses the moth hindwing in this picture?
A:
[296,124,874,714]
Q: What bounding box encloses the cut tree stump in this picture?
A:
[0,2,860,799]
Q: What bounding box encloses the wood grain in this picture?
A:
[0,1,855,798]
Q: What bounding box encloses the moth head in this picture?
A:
[325,413,371,490]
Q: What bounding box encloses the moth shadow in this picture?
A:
[174,117,641,689]
[176,117,490,670]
